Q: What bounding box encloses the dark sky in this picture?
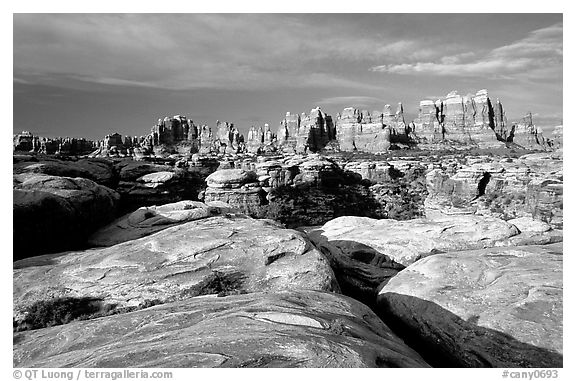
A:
[13,13,562,140]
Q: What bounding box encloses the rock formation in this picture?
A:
[377,242,563,367]
[13,216,340,319]
[13,131,34,151]
[334,102,409,153]
[13,174,120,259]
[424,152,563,228]
[277,108,334,153]
[246,124,274,154]
[203,169,264,209]
[552,125,563,149]
[509,112,551,150]
[13,290,428,368]
[14,131,97,155]
[87,200,235,247]
[413,89,506,148]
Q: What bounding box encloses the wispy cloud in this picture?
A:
[371,23,562,80]
[13,14,420,91]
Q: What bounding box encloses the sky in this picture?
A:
[13,13,563,140]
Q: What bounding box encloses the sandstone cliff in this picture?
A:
[412,89,506,148]
[277,107,334,153]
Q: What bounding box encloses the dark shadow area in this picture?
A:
[249,183,385,228]
[376,293,563,368]
[304,230,405,309]
[116,170,206,215]
[477,172,491,197]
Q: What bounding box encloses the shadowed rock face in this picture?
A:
[13,290,430,368]
[14,216,340,325]
[13,174,120,259]
[377,243,563,368]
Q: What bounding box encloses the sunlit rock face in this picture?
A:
[203,169,264,209]
[334,103,411,153]
[377,243,563,368]
[276,108,335,154]
[509,113,552,150]
[413,89,506,148]
[13,290,429,368]
[423,153,563,228]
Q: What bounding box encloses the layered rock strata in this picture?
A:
[277,108,335,153]
[413,90,506,148]
[203,169,264,208]
[424,153,563,228]
[334,103,408,153]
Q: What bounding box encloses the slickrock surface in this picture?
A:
[14,157,117,188]
[13,174,120,259]
[306,214,561,306]
[87,200,236,247]
[377,243,563,368]
[13,290,429,368]
[309,214,520,267]
[14,216,339,323]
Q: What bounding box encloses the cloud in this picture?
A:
[13,14,420,91]
[316,96,385,107]
[371,23,562,80]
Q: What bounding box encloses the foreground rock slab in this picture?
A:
[14,216,339,324]
[306,214,524,305]
[377,243,563,368]
[13,290,429,368]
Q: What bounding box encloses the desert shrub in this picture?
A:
[15,297,105,331]
[251,183,383,228]
[15,297,164,332]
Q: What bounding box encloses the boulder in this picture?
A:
[14,157,117,188]
[14,216,339,324]
[87,201,236,247]
[13,174,120,259]
[204,169,263,209]
[377,243,563,368]
[116,169,204,213]
[306,215,524,306]
[115,161,173,182]
[13,290,429,368]
[205,169,258,189]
